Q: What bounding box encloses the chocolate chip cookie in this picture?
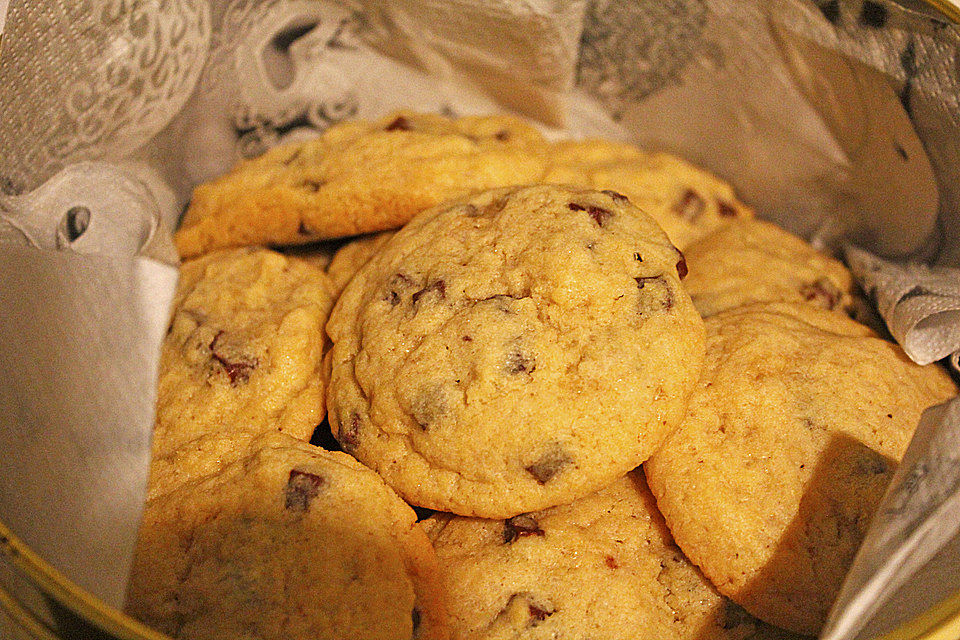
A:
[644,302,958,635]
[153,247,334,466]
[544,139,753,249]
[425,470,800,640]
[326,185,705,518]
[176,111,548,258]
[326,231,395,297]
[127,433,449,640]
[681,219,855,317]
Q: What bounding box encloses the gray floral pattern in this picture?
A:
[0,0,211,194]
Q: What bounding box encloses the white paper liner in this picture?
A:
[0,162,178,608]
[822,397,960,640]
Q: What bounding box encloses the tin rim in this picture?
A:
[2,0,960,638]
[0,520,167,640]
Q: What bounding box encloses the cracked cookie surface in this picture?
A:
[175,111,548,258]
[152,248,334,474]
[127,433,449,640]
[544,139,752,249]
[644,303,958,635]
[424,470,801,640]
[681,219,855,317]
[326,185,705,518]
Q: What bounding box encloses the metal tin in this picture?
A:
[1,1,959,639]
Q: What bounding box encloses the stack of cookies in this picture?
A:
[125,112,957,640]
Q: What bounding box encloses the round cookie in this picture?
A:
[544,139,753,249]
[127,433,449,640]
[154,247,335,462]
[326,185,705,518]
[176,111,549,258]
[681,219,855,317]
[425,470,801,640]
[327,231,395,297]
[644,302,958,635]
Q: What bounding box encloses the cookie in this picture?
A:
[326,185,705,518]
[146,429,259,502]
[424,469,801,640]
[644,302,958,635]
[153,247,334,464]
[544,139,752,249]
[175,111,549,258]
[681,219,856,317]
[327,231,395,297]
[127,433,449,640]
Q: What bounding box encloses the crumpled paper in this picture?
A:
[1,0,960,636]
[846,245,960,368]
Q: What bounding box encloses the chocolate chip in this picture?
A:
[412,279,446,305]
[339,412,361,451]
[385,115,411,131]
[494,129,511,141]
[525,445,572,484]
[635,276,673,315]
[284,469,325,512]
[674,189,705,221]
[601,189,629,203]
[800,278,842,310]
[296,179,323,192]
[717,200,738,217]
[505,349,536,375]
[384,273,415,306]
[633,252,643,262]
[411,387,445,430]
[568,202,613,227]
[528,603,554,624]
[676,252,688,279]
[462,335,473,342]
[605,555,619,569]
[502,514,545,543]
[496,593,556,629]
[208,331,257,386]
